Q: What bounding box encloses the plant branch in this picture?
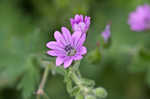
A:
[36,65,50,99]
[64,61,107,99]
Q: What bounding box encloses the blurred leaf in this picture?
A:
[80,78,95,88]
[75,93,84,99]
[139,47,150,61]
[146,68,150,86]
[17,56,40,99]
[54,67,65,75]
[129,49,150,73]
[72,87,80,96]
[87,48,101,64]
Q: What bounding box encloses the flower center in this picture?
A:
[64,44,76,56]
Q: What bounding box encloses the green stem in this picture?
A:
[36,65,50,99]
[69,68,89,95]
[71,71,81,85]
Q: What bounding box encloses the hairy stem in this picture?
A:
[39,60,107,98]
[70,69,89,95]
[71,71,81,85]
[36,65,50,99]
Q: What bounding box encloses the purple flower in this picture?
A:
[70,14,90,33]
[101,24,111,43]
[46,27,87,68]
[128,4,150,32]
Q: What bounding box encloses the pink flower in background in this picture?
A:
[70,14,90,33]
[46,27,87,68]
[128,4,150,32]
[101,24,111,43]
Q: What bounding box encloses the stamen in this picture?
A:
[64,44,76,56]
[64,44,73,52]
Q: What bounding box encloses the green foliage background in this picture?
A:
[0,0,150,99]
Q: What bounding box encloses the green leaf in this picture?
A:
[129,50,150,73]
[139,47,150,61]
[17,56,40,99]
[87,48,101,64]
[0,54,26,88]
[146,68,150,86]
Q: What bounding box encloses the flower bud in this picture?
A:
[93,87,107,98]
[101,24,112,48]
[85,95,96,99]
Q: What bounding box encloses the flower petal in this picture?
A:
[73,55,83,60]
[128,4,150,31]
[76,33,86,48]
[54,31,67,46]
[61,27,72,44]
[47,50,66,56]
[72,23,81,32]
[64,57,73,68]
[85,16,90,26]
[56,57,64,66]
[70,18,74,26]
[80,46,87,55]
[75,14,80,22]
[46,41,64,51]
[47,50,57,56]
[77,46,87,55]
[101,24,111,43]
[79,22,86,32]
[79,15,83,22]
[72,31,82,48]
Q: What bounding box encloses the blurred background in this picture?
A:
[0,0,150,99]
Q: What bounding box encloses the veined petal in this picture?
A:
[81,46,87,55]
[85,16,90,23]
[54,31,67,46]
[72,31,82,48]
[46,41,64,51]
[75,14,80,22]
[64,57,73,68]
[77,46,87,55]
[71,15,91,33]
[76,33,86,49]
[76,22,86,33]
[73,55,83,60]
[85,16,90,30]
[47,50,57,56]
[47,50,66,56]
[73,24,81,32]
[61,27,72,44]
[85,16,88,22]
[79,15,83,22]
[70,18,74,26]
[85,16,91,24]
[56,56,64,66]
